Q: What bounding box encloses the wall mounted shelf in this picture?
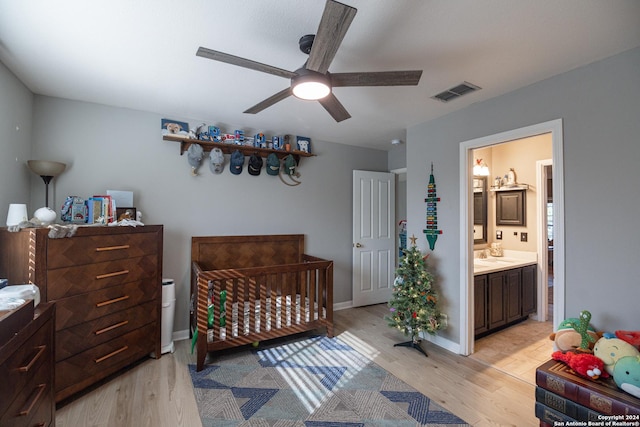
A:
[489,184,529,192]
[163,134,315,161]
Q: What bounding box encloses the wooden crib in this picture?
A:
[191,234,333,371]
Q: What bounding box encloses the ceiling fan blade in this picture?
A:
[244,87,293,114]
[331,70,423,87]
[318,93,351,122]
[306,0,357,74]
[197,47,295,79]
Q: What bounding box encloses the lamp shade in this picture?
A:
[27,160,66,176]
[6,203,28,226]
[291,69,331,100]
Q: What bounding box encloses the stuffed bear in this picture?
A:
[612,355,640,398]
[593,333,640,376]
[615,330,640,350]
[551,350,608,381]
[550,316,600,352]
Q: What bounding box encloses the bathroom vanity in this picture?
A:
[474,253,537,338]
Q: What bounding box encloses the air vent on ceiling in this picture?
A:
[431,81,481,103]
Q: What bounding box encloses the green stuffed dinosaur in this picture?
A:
[567,310,596,351]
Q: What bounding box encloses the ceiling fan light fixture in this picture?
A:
[291,69,331,100]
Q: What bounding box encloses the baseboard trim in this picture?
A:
[333,300,353,311]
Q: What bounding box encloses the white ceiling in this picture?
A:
[1,1,639,151]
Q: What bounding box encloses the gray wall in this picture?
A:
[407,47,640,343]
[26,96,387,334]
[387,142,406,171]
[0,61,33,216]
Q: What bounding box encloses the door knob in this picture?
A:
[354,242,363,248]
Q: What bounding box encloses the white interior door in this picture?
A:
[352,170,395,307]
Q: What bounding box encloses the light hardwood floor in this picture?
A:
[55,305,549,426]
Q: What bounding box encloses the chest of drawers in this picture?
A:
[0,225,163,402]
[0,303,55,427]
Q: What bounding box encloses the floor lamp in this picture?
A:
[27,160,66,224]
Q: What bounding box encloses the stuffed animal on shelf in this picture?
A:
[566,310,597,351]
[550,315,600,352]
[551,350,609,381]
[612,355,640,398]
[615,330,640,350]
[593,332,640,376]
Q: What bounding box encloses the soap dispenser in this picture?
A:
[507,168,516,186]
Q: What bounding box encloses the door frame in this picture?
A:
[536,159,552,323]
[458,119,565,355]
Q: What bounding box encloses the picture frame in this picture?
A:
[116,207,137,221]
[161,118,189,136]
[296,136,311,153]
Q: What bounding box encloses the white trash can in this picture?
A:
[161,278,176,354]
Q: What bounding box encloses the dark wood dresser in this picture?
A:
[0,225,163,402]
[0,302,56,427]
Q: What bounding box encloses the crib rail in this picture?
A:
[194,257,333,371]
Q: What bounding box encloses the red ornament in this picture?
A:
[412,312,417,318]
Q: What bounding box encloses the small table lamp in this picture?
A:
[27,160,66,224]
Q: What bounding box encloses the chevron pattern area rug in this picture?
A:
[189,335,469,426]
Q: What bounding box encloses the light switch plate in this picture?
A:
[496,230,502,240]
[521,232,528,242]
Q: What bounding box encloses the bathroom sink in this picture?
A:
[475,257,519,264]
[473,256,537,274]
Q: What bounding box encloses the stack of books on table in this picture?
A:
[535,359,640,426]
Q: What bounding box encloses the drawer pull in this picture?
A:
[96,295,130,307]
[18,345,46,373]
[96,270,129,280]
[95,346,128,364]
[19,383,46,417]
[95,320,129,335]
[95,244,130,252]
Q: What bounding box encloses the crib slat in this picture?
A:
[237,276,246,337]
[317,267,325,320]
[279,272,287,329]
[248,275,257,334]
[269,274,278,331]
[258,275,267,334]
[212,279,221,342]
[299,269,306,324]
[309,267,317,322]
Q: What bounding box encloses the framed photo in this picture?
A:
[116,207,137,221]
[296,136,311,153]
[161,118,189,136]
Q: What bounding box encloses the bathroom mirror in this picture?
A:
[473,177,488,244]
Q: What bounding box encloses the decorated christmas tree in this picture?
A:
[385,236,447,356]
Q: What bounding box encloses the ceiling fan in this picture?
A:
[196,0,422,122]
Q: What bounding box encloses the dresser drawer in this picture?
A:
[47,255,158,300]
[0,351,53,427]
[54,280,158,331]
[56,323,156,398]
[0,318,52,415]
[47,232,158,268]
[56,300,158,362]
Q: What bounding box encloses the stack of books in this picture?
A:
[535,359,640,426]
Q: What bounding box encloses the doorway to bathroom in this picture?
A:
[459,119,565,371]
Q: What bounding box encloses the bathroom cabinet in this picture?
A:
[496,189,526,226]
[474,264,536,338]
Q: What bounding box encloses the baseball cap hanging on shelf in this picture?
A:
[187,144,204,176]
[279,154,301,186]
